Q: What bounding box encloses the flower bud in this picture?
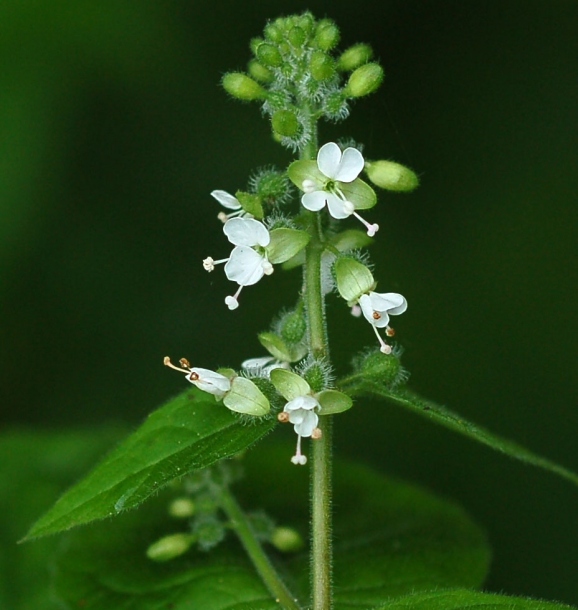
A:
[333,257,376,305]
[337,43,373,71]
[357,350,405,387]
[271,109,300,137]
[288,26,306,48]
[344,63,384,97]
[309,51,335,81]
[146,533,193,562]
[297,13,314,34]
[223,377,270,416]
[168,498,195,519]
[364,160,419,192]
[250,37,263,55]
[248,59,273,84]
[222,73,266,101]
[257,43,283,67]
[193,515,226,551]
[302,363,326,394]
[264,23,283,43]
[271,526,305,552]
[315,19,340,50]
[280,309,307,345]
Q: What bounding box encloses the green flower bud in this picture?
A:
[146,533,193,562]
[193,515,226,551]
[309,50,335,81]
[280,309,306,345]
[364,160,419,192]
[257,43,283,67]
[250,37,264,55]
[315,19,340,50]
[223,377,270,416]
[271,109,300,137]
[297,13,314,34]
[248,510,276,542]
[337,43,373,71]
[248,59,273,83]
[270,368,311,401]
[264,23,283,43]
[267,228,310,264]
[302,363,326,394]
[250,168,291,205]
[168,497,195,519]
[222,73,266,101]
[288,26,306,48]
[317,389,353,414]
[356,350,404,387]
[333,257,376,305]
[344,63,384,97]
[271,526,305,552]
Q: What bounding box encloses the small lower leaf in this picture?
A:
[345,382,578,487]
[374,588,575,609]
[24,388,276,540]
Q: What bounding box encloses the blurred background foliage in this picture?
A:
[1,0,577,605]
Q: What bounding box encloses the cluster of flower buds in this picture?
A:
[221,13,386,150]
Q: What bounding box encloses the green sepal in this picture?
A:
[223,377,270,416]
[317,389,353,415]
[258,331,306,363]
[340,177,377,210]
[270,368,311,401]
[235,190,264,219]
[267,228,310,264]
[287,159,322,190]
[216,367,237,380]
[334,256,376,305]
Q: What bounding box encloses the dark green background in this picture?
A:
[1,0,577,605]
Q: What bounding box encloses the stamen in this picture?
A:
[277,412,290,423]
[372,311,381,320]
[179,358,191,368]
[262,260,274,275]
[352,212,379,237]
[203,256,229,272]
[311,427,322,440]
[371,325,392,354]
[217,209,245,223]
[164,356,191,374]
[386,326,395,337]
[290,435,307,465]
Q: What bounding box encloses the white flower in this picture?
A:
[283,395,320,465]
[358,291,407,353]
[164,357,231,398]
[211,189,250,223]
[203,217,274,310]
[301,142,379,236]
[241,356,289,377]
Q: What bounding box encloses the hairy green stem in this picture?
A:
[301,118,333,610]
[219,486,302,610]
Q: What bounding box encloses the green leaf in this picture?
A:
[24,388,276,540]
[340,177,377,210]
[345,382,578,487]
[267,227,310,264]
[374,588,575,609]
[52,443,490,609]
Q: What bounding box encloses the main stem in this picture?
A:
[301,124,333,610]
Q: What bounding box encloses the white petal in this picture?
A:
[370,292,408,316]
[359,293,389,328]
[225,246,266,286]
[335,147,364,182]
[211,189,242,210]
[189,367,231,397]
[224,217,270,247]
[294,410,319,437]
[317,142,342,179]
[302,190,328,211]
[326,193,354,219]
[285,395,319,412]
[242,356,276,370]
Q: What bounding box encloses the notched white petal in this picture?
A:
[211,189,242,210]
[336,147,364,182]
[317,142,342,179]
